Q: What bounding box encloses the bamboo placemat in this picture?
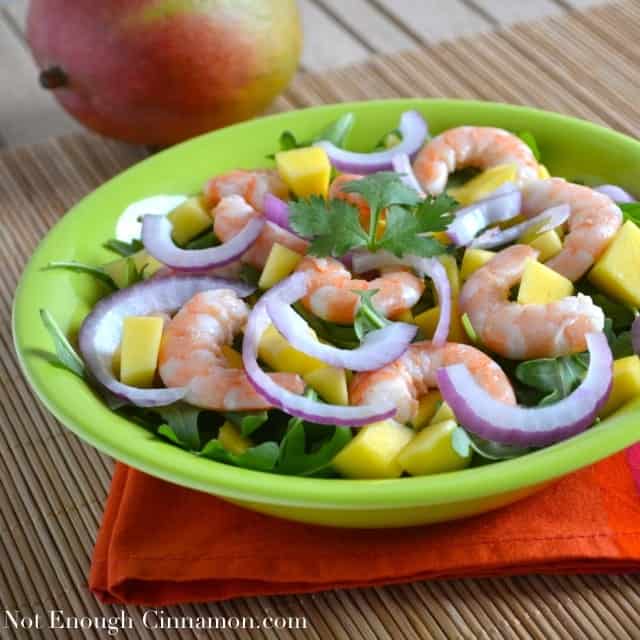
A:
[3,2,640,638]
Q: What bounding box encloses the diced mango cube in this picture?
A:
[275,147,331,198]
[221,345,243,369]
[411,391,442,430]
[414,303,468,343]
[589,221,640,308]
[448,164,518,205]
[395,309,414,323]
[430,401,455,425]
[258,242,304,289]
[218,422,251,455]
[599,356,640,417]
[303,366,348,405]
[258,324,325,375]
[460,248,495,281]
[119,316,164,387]
[103,250,163,289]
[525,229,563,262]
[396,419,471,476]
[332,420,414,479]
[517,259,573,305]
[167,196,211,245]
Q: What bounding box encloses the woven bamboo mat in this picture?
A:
[3,1,640,638]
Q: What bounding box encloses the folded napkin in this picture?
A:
[91,451,640,605]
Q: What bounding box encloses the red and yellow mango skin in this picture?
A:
[27,0,302,145]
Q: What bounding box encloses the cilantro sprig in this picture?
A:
[289,172,456,259]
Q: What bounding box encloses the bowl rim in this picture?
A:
[12,98,640,510]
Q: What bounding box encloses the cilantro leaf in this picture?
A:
[39,309,85,378]
[353,289,389,342]
[341,171,421,217]
[517,131,542,161]
[224,410,269,437]
[289,195,330,238]
[155,403,202,451]
[43,260,118,291]
[377,205,448,258]
[415,194,457,231]
[103,238,144,257]
[620,202,640,225]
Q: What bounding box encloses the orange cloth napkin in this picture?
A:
[90,451,640,606]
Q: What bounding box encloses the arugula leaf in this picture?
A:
[604,318,634,359]
[155,403,201,451]
[377,205,448,258]
[239,264,261,288]
[577,281,635,331]
[199,439,280,472]
[453,427,530,460]
[289,197,368,258]
[184,230,218,250]
[39,309,85,378]
[103,238,144,256]
[461,312,479,344]
[517,130,542,161]
[223,411,269,437]
[352,289,389,342]
[43,261,118,290]
[293,303,360,349]
[317,112,355,147]
[515,352,588,406]
[620,202,640,225]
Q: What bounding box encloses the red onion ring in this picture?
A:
[314,111,428,174]
[391,153,426,197]
[78,275,254,407]
[471,204,570,250]
[141,214,263,271]
[263,193,295,233]
[437,332,613,447]
[446,184,521,246]
[265,272,417,370]
[242,277,397,425]
[351,251,451,346]
[594,184,635,204]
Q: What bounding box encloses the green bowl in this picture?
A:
[13,99,640,528]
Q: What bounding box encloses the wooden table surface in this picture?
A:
[0,0,611,148]
[3,1,640,639]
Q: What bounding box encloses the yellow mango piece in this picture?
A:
[395,309,414,323]
[218,422,251,455]
[599,356,640,417]
[258,324,325,375]
[538,164,551,179]
[589,221,640,308]
[526,229,563,262]
[448,164,518,205]
[430,401,455,425]
[220,345,243,369]
[112,346,121,378]
[397,419,471,476]
[517,259,573,305]
[411,391,442,430]
[258,242,304,289]
[303,366,348,405]
[460,248,495,281]
[103,250,163,289]
[414,303,468,343]
[119,316,164,388]
[332,420,414,479]
[436,254,460,297]
[275,147,331,198]
[167,195,211,245]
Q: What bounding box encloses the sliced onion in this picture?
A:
[115,194,188,242]
[392,153,426,197]
[352,251,451,346]
[78,275,254,407]
[446,184,521,246]
[263,193,295,233]
[437,332,612,446]
[594,184,635,203]
[242,277,397,425]
[142,214,263,271]
[314,111,428,174]
[471,203,570,250]
[265,272,417,370]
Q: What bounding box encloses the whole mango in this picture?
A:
[27,0,301,145]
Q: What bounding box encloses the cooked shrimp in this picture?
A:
[204,169,288,212]
[212,195,308,269]
[158,289,304,411]
[413,126,539,195]
[329,174,371,225]
[296,256,424,324]
[350,341,515,425]
[459,244,604,360]
[521,178,622,281]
